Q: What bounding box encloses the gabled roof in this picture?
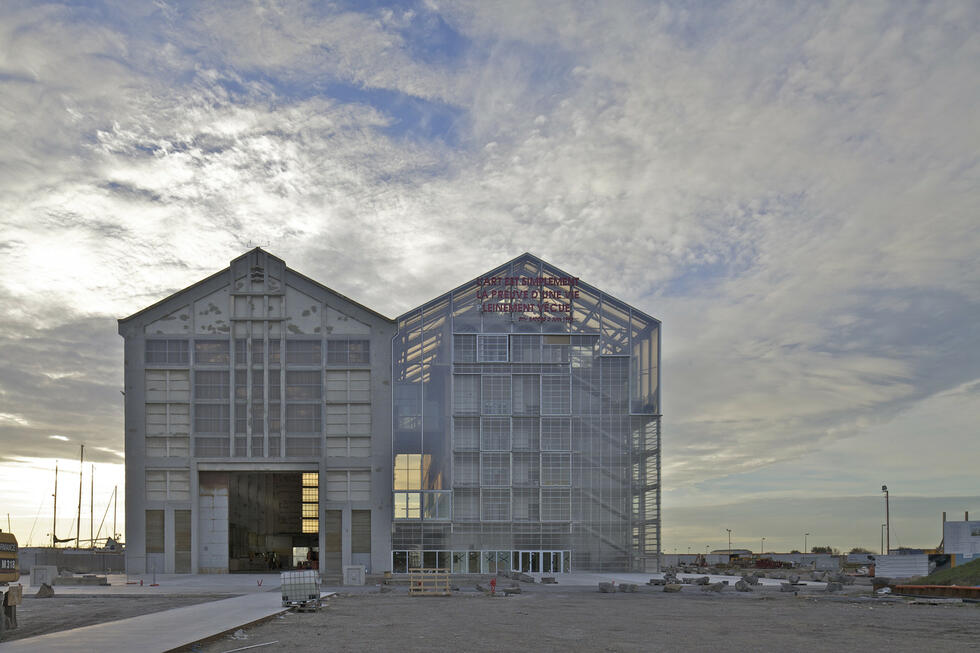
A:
[119,247,393,324]
[399,251,659,324]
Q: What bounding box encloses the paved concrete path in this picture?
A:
[1,589,298,652]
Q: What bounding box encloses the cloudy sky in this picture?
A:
[0,1,977,553]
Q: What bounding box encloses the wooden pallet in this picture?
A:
[409,568,451,596]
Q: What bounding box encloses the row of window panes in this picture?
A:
[302,473,318,533]
[452,452,571,487]
[393,491,450,519]
[453,374,570,415]
[390,550,570,574]
[323,470,371,501]
[452,417,571,452]
[181,403,372,435]
[194,403,323,434]
[193,370,369,402]
[453,335,583,364]
[146,338,369,366]
[146,469,190,501]
[451,488,571,522]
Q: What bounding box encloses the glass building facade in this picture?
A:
[391,254,660,572]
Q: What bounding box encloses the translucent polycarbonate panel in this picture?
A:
[395,311,423,381]
[495,258,537,332]
[599,299,630,356]
[453,452,479,487]
[542,335,570,363]
[512,452,539,486]
[481,375,511,414]
[541,453,571,486]
[478,334,508,362]
[481,489,511,521]
[630,312,659,414]
[453,334,476,362]
[453,489,479,520]
[453,417,480,451]
[512,488,540,521]
[569,285,601,334]
[539,275,572,334]
[541,417,571,450]
[541,488,570,521]
[512,418,540,451]
[512,375,540,415]
[510,335,540,362]
[541,375,570,414]
[452,284,482,333]
[480,417,511,451]
[600,357,629,414]
[480,452,511,486]
[421,302,451,490]
[453,375,480,414]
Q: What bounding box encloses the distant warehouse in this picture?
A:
[119,249,661,575]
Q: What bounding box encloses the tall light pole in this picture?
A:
[761,537,766,555]
[881,485,890,554]
[726,528,732,561]
[804,533,810,567]
[881,524,886,555]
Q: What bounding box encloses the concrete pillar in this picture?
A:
[191,466,199,573]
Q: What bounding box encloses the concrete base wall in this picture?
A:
[18,548,125,574]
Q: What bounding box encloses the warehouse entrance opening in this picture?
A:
[224,471,319,572]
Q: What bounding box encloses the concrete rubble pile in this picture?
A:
[35,583,55,598]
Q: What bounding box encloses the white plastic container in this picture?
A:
[280,570,320,610]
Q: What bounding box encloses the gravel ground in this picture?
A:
[190,585,980,653]
[5,593,238,642]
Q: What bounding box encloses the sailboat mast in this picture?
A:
[52,461,58,548]
[76,444,84,549]
[89,464,94,548]
[113,485,117,542]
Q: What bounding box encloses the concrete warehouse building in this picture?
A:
[119,249,661,576]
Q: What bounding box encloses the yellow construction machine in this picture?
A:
[0,530,22,638]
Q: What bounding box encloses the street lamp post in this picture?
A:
[881,524,886,555]
[761,537,766,555]
[726,528,732,554]
[804,533,810,567]
[882,485,890,554]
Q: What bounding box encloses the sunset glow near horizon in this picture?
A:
[0,1,977,554]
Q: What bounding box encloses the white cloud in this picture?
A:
[0,0,976,549]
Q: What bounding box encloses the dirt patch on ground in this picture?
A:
[190,585,980,653]
[6,593,237,642]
